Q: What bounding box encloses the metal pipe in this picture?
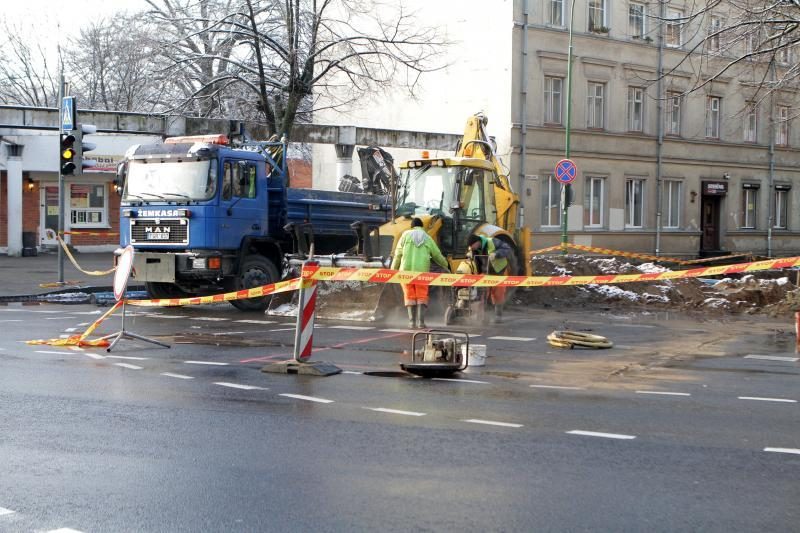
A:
[654,0,666,257]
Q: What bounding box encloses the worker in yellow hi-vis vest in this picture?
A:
[466,234,512,323]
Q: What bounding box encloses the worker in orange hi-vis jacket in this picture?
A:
[390,217,450,329]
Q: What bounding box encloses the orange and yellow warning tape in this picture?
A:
[530,243,756,266]
[127,277,304,307]
[55,235,117,276]
[27,300,122,347]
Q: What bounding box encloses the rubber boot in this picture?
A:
[407,305,416,329]
[416,304,427,329]
[491,304,504,324]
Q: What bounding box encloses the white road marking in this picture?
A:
[342,370,363,375]
[73,310,102,315]
[328,325,375,331]
[268,328,296,332]
[433,378,490,384]
[530,384,585,390]
[154,315,189,319]
[462,419,523,428]
[0,319,22,322]
[636,390,691,397]
[83,353,105,360]
[380,328,415,333]
[190,317,230,321]
[69,347,85,352]
[77,322,90,326]
[106,355,149,361]
[64,328,77,332]
[738,396,797,403]
[45,317,74,320]
[280,393,333,403]
[764,447,800,455]
[616,324,656,328]
[161,372,194,380]
[184,361,229,366]
[0,507,15,516]
[35,350,74,355]
[215,382,268,391]
[114,363,143,370]
[59,335,70,338]
[235,320,276,324]
[211,331,247,336]
[488,336,535,341]
[28,310,61,314]
[46,529,85,533]
[744,354,799,362]
[367,407,426,416]
[567,430,636,440]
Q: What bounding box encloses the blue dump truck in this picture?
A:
[115,134,390,310]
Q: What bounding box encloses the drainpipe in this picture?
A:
[654,0,665,256]
[519,0,530,231]
[767,61,776,258]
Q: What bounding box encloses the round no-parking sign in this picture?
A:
[555,159,577,184]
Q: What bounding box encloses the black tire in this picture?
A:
[145,282,190,300]
[228,255,279,311]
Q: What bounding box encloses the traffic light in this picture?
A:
[75,123,98,174]
[60,133,77,175]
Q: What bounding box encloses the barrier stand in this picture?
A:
[101,246,170,353]
[261,260,342,376]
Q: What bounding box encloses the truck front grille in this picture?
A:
[130,218,189,245]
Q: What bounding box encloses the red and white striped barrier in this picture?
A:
[292,261,319,362]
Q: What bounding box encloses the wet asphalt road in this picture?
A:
[1,302,799,532]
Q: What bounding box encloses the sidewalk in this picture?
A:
[0,250,123,298]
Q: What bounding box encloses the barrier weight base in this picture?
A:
[261,360,342,377]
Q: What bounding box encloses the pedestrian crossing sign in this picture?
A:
[61,96,75,132]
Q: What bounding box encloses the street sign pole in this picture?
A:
[562,0,578,254]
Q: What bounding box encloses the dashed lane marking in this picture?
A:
[215,382,268,391]
[106,355,149,361]
[530,384,585,390]
[77,322,90,326]
[433,378,490,384]
[738,396,797,403]
[380,328,415,333]
[636,391,691,397]
[73,311,102,315]
[44,317,76,320]
[211,331,247,336]
[328,325,375,331]
[489,336,535,341]
[114,363,143,370]
[64,328,77,332]
[46,529,85,533]
[152,315,189,319]
[342,371,363,375]
[235,320,276,324]
[462,419,523,428]
[616,324,656,328]
[189,317,230,322]
[0,320,22,323]
[184,361,229,366]
[280,393,333,404]
[367,407,426,417]
[744,354,799,362]
[567,430,636,440]
[35,350,75,356]
[764,447,800,455]
[268,328,296,333]
[0,507,15,516]
[161,372,194,380]
[83,353,105,360]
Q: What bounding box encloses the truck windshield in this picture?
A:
[397,164,458,217]
[124,159,216,202]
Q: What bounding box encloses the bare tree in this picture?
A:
[144,0,446,136]
[0,22,61,107]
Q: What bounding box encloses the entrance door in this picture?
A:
[700,195,720,251]
[40,185,60,246]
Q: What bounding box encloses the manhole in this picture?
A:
[362,370,416,378]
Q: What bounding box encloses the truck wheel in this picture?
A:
[145,282,190,301]
[229,255,279,311]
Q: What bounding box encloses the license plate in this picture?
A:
[146,233,170,240]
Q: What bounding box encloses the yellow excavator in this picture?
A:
[270,113,532,321]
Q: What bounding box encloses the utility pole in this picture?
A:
[561,0,577,253]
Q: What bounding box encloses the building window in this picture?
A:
[776,105,790,146]
[745,32,758,56]
[744,102,757,143]
[742,186,758,229]
[584,176,605,227]
[665,8,683,48]
[665,91,681,135]
[706,96,721,139]
[774,188,789,229]
[548,0,564,26]
[586,82,605,129]
[625,178,645,228]
[776,39,792,65]
[627,86,644,132]
[708,15,722,53]
[663,179,682,228]
[544,76,563,125]
[588,0,606,32]
[629,2,646,37]
[541,175,562,227]
[69,183,107,227]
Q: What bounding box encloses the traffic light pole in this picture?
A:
[57,76,65,283]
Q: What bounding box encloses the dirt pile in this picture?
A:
[515,254,796,315]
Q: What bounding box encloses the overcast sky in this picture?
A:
[4,0,148,39]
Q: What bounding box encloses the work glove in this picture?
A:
[488,252,496,262]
